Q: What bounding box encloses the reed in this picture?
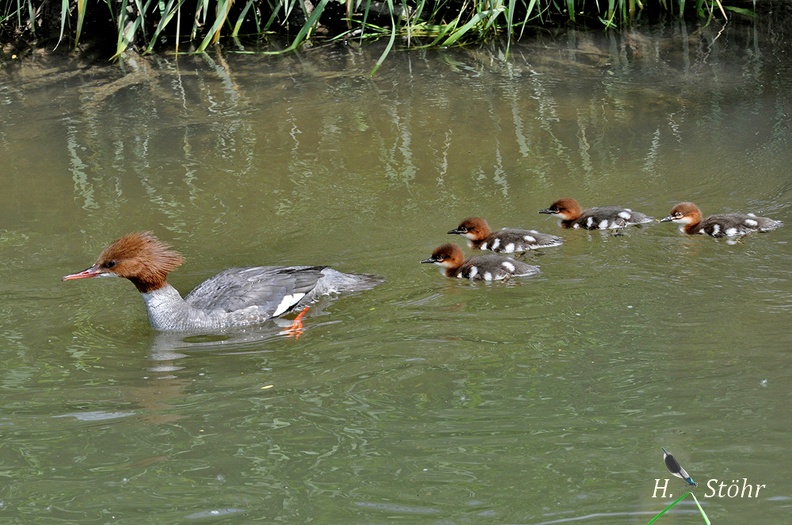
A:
[1,0,746,59]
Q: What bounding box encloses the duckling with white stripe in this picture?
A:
[421,243,540,281]
[448,217,563,253]
[539,197,653,230]
[660,201,782,239]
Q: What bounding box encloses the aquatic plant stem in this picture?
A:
[647,491,710,525]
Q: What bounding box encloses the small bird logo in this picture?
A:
[662,448,698,487]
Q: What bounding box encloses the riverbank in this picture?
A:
[1,0,769,64]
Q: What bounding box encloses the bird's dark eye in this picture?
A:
[104,260,116,269]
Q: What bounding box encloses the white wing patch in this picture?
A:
[468,266,479,279]
[501,261,515,272]
[504,243,515,253]
[524,235,536,243]
[599,219,609,229]
[744,218,758,227]
[272,292,306,317]
[618,211,631,220]
[491,238,501,250]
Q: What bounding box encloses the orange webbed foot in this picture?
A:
[281,306,310,340]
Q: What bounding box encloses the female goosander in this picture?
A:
[447,217,563,253]
[660,202,783,238]
[62,231,383,331]
[421,243,539,281]
[539,197,653,230]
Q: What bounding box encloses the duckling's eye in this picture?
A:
[104,260,117,269]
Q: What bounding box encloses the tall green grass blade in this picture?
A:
[646,492,689,525]
[607,0,616,21]
[5,0,20,27]
[112,0,140,58]
[133,0,148,42]
[113,0,128,59]
[232,0,255,36]
[402,0,411,46]
[196,0,232,51]
[115,19,141,58]
[175,0,181,54]
[28,0,36,35]
[412,0,426,24]
[101,0,116,25]
[54,0,67,49]
[415,1,464,46]
[689,493,711,525]
[724,6,754,16]
[359,0,374,43]
[600,0,619,28]
[442,8,502,46]
[75,0,87,47]
[251,0,262,33]
[145,0,184,53]
[481,0,505,32]
[504,0,515,53]
[280,0,299,24]
[215,0,233,42]
[261,0,283,32]
[647,491,710,525]
[192,0,211,40]
[517,0,538,40]
[280,0,329,52]
[370,0,397,75]
[25,0,35,34]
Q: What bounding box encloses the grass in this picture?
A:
[1,0,747,62]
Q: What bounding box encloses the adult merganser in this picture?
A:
[63,231,383,331]
[660,202,783,238]
[447,217,563,253]
[539,197,653,230]
[421,243,539,281]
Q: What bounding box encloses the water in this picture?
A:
[1,21,791,524]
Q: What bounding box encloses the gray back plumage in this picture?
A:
[184,266,326,314]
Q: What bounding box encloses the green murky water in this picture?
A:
[1,21,791,524]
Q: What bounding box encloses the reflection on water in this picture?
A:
[1,19,791,524]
